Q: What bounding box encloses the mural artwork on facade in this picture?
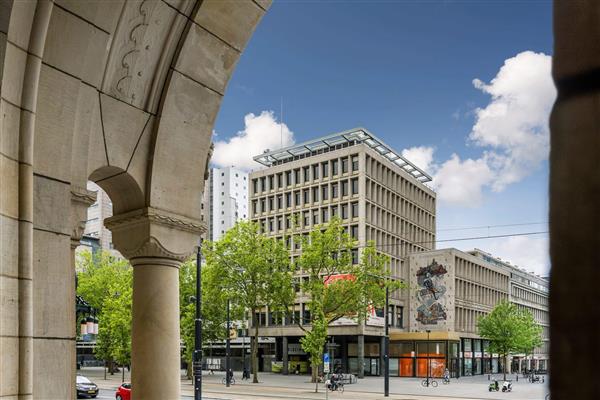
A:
[416,259,448,325]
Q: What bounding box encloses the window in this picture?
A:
[277,173,283,188]
[342,157,349,173]
[268,197,274,211]
[303,166,310,182]
[285,171,292,186]
[352,155,359,171]
[294,191,301,206]
[285,192,292,207]
[312,187,319,203]
[303,189,309,204]
[331,183,339,199]
[277,195,283,210]
[260,198,266,213]
[322,208,329,223]
[268,175,274,190]
[303,211,310,226]
[341,204,349,219]
[350,225,358,239]
[332,159,339,175]
[312,164,319,180]
[285,215,291,229]
[260,177,266,192]
[221,182,224,186]
[351,178,359,195]
[312,210,319,225]
[351,248,359,264]
[322,162,329,178]
[396,306,404,328]
[252,179,258,194]
[294,169,301,184]
[268,218,274,232]
[341,180,349,197]
[351,202,359,218]
[321,185,329,201]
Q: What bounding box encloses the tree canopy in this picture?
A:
[477,300,543,379]
[205,220,295,383]
[76,249,132,371]
[294,217,402,390]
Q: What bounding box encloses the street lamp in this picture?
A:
[193,241,203,400]
[384,285,389,397]
[426,329,431,387]
[226,298,231,387]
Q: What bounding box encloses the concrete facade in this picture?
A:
[248,128,436,377]
[204,166,249,242]
[0,1,270,398]
[404,248,549,377]
[82,181,114,251]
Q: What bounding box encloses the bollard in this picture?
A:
[488,374,490,381]
[516,374,518,382]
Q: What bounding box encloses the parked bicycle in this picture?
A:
[421,379,438,387]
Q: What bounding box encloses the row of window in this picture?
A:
[254,203,360,234]
[251,178,359,215]
[365,154,435,211]
[456,278,508,307]
[455,257,509,291]
[511,285,549,306]
[365,178,435,229]
[252,155,360,194]
[455,306,487,334]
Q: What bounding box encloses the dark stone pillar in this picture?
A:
[358,335,365,378]
[551,2,600,399]
[282,336,289,375]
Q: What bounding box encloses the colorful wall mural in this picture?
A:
[415,259,448,325]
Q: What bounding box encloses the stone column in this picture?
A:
[282,336,289,375]
[357,335,365,378]
[551,3,600,400]
[106,208,203,400]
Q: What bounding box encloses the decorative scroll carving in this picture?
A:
[70,185,97,207]
[126,236,190,262]
[105,207,206,234]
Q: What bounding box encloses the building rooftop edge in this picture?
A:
[252,127,433,183]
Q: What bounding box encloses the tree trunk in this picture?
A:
[104,361,107,380]
[108,358,115,375]
[504,354,509,381]
[187,360,192,380]
[312,362,318,392]
[253,311,259,383]
[122,363,125,382]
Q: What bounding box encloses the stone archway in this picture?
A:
[0,1,270,398]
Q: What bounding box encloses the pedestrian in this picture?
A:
[242,366,249,380]
[295,364,300,375]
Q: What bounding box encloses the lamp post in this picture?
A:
[193,241,203,400]
[226,298,231,387]
[384,285,389,397]
[426,329,431,387]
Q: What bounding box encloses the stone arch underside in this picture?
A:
[0,1,270,398]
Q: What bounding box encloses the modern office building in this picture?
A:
[81,181,115,252]
[402,247,549,378]
[248,128,437,377]
[202,166,249,242]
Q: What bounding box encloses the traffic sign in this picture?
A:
[323,352,330,373]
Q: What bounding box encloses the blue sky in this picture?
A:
[212,0,554,275]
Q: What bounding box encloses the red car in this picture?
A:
[115,383,131,400]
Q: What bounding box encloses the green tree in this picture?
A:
[205,221,294,383]
[76,249,132,376]
[179,258,232,379]
[477,300,543,380]
[294,218,401,391]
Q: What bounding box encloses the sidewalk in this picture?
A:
[79,367,549,400]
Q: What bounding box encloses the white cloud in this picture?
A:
[470,51,555,191]
[402,51,556,207]
[433,154,494,207]
[401,146,435,173]
[212,111,295,171]
[472,235,550,276]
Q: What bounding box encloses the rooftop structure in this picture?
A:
[253,128,433,183]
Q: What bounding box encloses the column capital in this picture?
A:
[105,207,206,263]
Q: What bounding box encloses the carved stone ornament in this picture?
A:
[70,185,97,207]
[127,236,190,264]
[105,207,206,235]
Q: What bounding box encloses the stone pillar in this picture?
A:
[106,207,203,400]
[551,3,600,400]
[357,335,365,378]
[282,336,289,375]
